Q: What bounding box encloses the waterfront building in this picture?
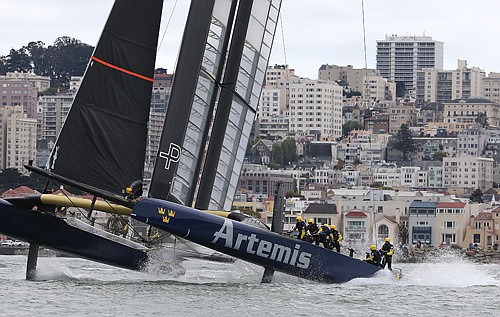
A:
[408,201,437,246]
[435,201,468,247]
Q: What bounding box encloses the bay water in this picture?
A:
[1,250,498,316]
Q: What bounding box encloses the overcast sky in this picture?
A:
[1,0,499,79]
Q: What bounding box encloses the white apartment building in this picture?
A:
[416,60,485,104]
[0,106,37,173]
[38,92,75,141]
[427,166,443,188]
[376,35,444,91]
[483,72,500,105]
[258,87,286,118]
[287,79,343,140]
[401,166,428,188]
[442,154,494,193]
[1,72,50,93]
[318,64,377,94]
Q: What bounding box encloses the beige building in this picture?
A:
[387,103,416,134]
[0,105,37,173]
[318,64,377,94]
[435,202,468,247]
[265,64,295,89]
[483,72,500,105]
[462,209,500,249]
[443,98,500,129]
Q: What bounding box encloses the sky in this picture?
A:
[1,0,500,79]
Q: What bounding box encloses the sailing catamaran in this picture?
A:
[0,0,382,283]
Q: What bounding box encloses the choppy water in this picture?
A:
[1,250,499,316]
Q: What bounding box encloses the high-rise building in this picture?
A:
[376,35,444,92]
[37,92,74,141]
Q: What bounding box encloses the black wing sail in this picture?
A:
[47,0,164,195]
[149,0,282,211]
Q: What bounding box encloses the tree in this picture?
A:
[432,151,447,161]
[396,82,406,98]
[469,188,484,203]
[271,143,283,167]
[342,120,364,137]
[5,48,32,73]
[393,124,416,160]
[281,137,297,165]
[398,223,408,245]
[475,112,488,128]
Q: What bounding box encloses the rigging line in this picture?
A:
[279,9,288,70]
[157,0,179,53]
[102,198,150,243]
[361,0,368,107]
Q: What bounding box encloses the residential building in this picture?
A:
[456,125,489,157]
[0,75,39,118]
[0,106,37,172]
[287,78,343,140]
[416,60,485,105]
[265,64,295,89]
[435,202,468,247]
[38,92,75,141]
[482,72,500,105]
[363,75,396,102]
[408,201,437,246]
[376,34,444,91]
[318,64,377,95]
[442,155,494,194]
[387,103,416,134]
[443,98,500,129]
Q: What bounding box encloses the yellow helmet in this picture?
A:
[370,245,377,250]
[385,237,390,242]
[296,216,302,221]
[307,219,314,224]
[330,224,336,229]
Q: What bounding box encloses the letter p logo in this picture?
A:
[159,143,181,170]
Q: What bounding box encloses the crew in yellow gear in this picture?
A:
[365,244,382,266]
[380,237,394,270]
[329,224,341,252]
[306,219,322,245]
[291,216,306,240]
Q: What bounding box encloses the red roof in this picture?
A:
[436,202,466,208]
[475,212,492,220]
[345,211,367,218]
[2,186,40,198]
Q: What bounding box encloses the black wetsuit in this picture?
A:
[293,220,306,240]
[306,223,321,245]
[319,225,330,248]
[380,242,394,270]
[365,249,382,267]
[330,228,340,252]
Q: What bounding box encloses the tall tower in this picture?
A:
[376,35,444,92]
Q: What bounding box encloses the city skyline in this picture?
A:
[1,0,500,79]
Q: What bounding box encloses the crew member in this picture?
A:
[380,237,394,270]
[291,216,306,240]
[318,223,331,248]
[365,245,382,267]
[329,224,341,252]
[306,219,322,245]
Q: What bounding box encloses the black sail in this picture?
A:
[149,0,282,211]
[47,0,163,195]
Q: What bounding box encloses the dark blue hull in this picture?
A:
[0,199,148,270]
[132,198,380,283]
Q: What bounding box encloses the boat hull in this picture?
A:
[0,199,148,270]
[132,198,380,283]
